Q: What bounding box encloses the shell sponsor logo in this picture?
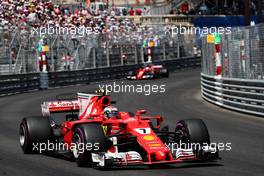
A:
[142,135,156,141]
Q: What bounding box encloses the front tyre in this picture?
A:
[175,119,220,161]
[175,119,210,149]
[72,123,107,167]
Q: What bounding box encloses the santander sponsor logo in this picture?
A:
[48,101,79,108]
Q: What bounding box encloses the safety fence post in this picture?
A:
[240,40,246,78]
[141,47,144,63]
[106,47,110,67]
[215,44,222,78]
[177,43,180,58]
[22,48,26,73]
[120,47,124,66]
[134,46,138,64]
[93,48,96,68]
[39,72,49,89]
[163,43,166,60]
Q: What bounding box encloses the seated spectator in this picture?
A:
[110,9,116,17]
[142,7,149,16]
[122,8,128,16]
[115,8,121,16]
[136,8,142,16]
[128,8,134,16]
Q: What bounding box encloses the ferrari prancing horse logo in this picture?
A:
[102,125,108,135]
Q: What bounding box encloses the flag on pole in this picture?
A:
[207,34,214,43]
[214,33,221,44]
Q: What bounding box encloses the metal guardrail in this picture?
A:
[201,73,264,116]
[0,57,200,96]
[48,65,136,87]
[201,24,264,117]
[48,57,201,88]
[0,73,40,96]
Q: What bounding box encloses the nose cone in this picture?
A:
[154,151,166,161]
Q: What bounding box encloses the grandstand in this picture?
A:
[0,0,263,74]
[54,0,264,16]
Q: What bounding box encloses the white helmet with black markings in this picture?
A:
[103,106,119,118]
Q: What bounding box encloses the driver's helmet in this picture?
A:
[146,64,152,69]
[103,106,119,119]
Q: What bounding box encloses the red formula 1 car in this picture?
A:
[127,64,169,80]
[19,90,219,168]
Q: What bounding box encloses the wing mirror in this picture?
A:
[136,110,147,116]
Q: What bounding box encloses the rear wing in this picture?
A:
[41,91,110,117]
[152,65,163,69]
[41,100,79,116]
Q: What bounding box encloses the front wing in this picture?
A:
[127,75,154,80]
[91,146,219,167]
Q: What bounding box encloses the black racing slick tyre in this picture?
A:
[127,71,136,80]
[175,119,210,148]
[19,116,52,154]
[160,68,169,78]
[128,71,135,76]
[72,123,107,167]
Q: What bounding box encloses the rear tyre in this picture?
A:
[128,71,134,76]
[175,119,210,149]
[19,116,52,154]
[127,71,135,80]
[72,123,107,167]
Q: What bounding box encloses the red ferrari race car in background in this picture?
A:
[19,90,219,168]
[127,64,169,80]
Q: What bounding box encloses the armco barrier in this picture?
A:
[0,73,40,96]
[0,57,200,96]
[201,73,264,116]
[48,65,137,88]
[48,57,201,88]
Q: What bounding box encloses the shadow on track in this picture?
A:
[96,162,223,171]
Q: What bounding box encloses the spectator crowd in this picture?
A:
[0,0,167,71]
[170,0,261,16]
[0,0,159,47]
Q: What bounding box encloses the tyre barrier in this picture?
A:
[201,73,264,116]
[0,57,201,96]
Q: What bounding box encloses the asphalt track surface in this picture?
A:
[0,70,263,176]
